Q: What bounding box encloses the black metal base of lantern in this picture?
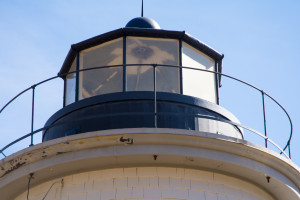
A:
[42,92,242,141]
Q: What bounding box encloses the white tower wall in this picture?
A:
[15,167,274,200]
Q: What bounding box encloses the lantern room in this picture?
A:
[43,17,242,141]
[61,17,222,105]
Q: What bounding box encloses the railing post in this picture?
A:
[288,142,291,159]
[123,36,127,92]
[30,85,36,146]
[261,90,267,148]
[153,64,157,128]
[0,150,6,157]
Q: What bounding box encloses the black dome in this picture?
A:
[125,17,161,29]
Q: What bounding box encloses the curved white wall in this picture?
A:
[16,167,274,200]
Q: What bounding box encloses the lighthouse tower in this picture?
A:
[0,16,300,200]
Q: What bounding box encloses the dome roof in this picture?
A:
[125,17,161,29]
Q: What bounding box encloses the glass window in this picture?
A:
[127,65,154,91]
[182,42,216,103]
[126,37,179,93]
[79,38,123,99]
[65,57,76,106]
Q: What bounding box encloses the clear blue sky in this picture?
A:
[1,1,300,166]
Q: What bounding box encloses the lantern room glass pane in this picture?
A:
[182,43,216,103]
[126,37,179,93]
[127,65,154,91]
[79,38,123,99]
[65,57,76,106]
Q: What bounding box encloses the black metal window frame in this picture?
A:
[63,35,219,106]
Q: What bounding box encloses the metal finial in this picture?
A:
[141,0,144,17]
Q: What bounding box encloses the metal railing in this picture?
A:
[0,64,293,158]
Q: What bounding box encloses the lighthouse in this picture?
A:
[0,15,300,200]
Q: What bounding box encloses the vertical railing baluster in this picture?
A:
[123,36,127,92]
[288,142,291,158]
[0,150,6,157]
[153,64,157,128]
[30,85,36,146]
[179,40,183,95]
[261,90,267,148]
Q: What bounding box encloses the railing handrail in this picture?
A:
[0,64,293,159]
[0,109,289,158]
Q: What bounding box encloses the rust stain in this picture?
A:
[9,160,14,166]
[1,162,26,178]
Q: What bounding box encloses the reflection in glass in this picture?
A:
[126,37,179,93]
[182,43,216,103]
[127,65,153,91]
[65,57,76,106]
[80,67,122,98]
[79,38,123,99]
